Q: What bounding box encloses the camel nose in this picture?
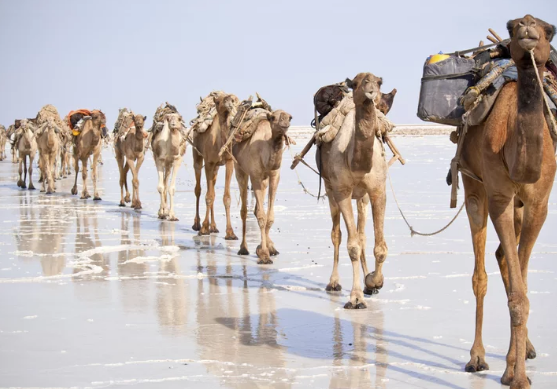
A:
[520,15,537,28]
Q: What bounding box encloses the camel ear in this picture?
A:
[544,24,556,42]
[289,115,293,121]
[507,19,516,38]
[267,113,275,122]
[143,116,147,121]
[345,78,355,90]
[391,88,398,95]
[378,77,383,87]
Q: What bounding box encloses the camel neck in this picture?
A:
[509,65,546,182]
[351,99,377,173]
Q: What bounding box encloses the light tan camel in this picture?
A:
[192,93,238,239]
[7,122,20,163]
[317,72,388,309]
[36,117,60,194]
[71,111,105,200]
[0,125,6,161]
[233,109,292,264]
[115,113,148,209]
[151,112,186,221]
[457,16,556,389]
[16,119,38,190]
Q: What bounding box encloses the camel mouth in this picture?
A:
[518,37,539,51]
[365,92,378,101]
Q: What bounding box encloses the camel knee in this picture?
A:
[374,242,388,263]
[240,207,248,219]
[472,270,488,298]
[466,196,485,228]
[157,184,165,194]
[508,292,529,327]
[331,228,341,246]
[194,185,201,197]
[223,193,231,207]
[347,241,361,262]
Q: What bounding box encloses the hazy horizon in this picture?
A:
[1,0,555,128]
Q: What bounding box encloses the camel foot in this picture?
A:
[257,257,273,265]
[364,271,384,295]
[17,180,23,188]
[344,301,367,309]
[119,202,126,207]
[124,194,131,203]
[509,377,532,389]
[40,189,46,193]
[269,247,279,256]
[20,182,27,189]
[167,217,179,222]
[210,226,219,234]
[192,220,201,231]
[134,205,142,211]
[225,231,238,240]
[237,247,249,255]
[46,191,53,195]
[38,177,43,183]
[93,197,102,201]
[80,196,87,200]
[199,224,211,235]
[465,357,489,373]
[28,185,35,190]
[71,186,78,195]
[326,282,342,292]
[526,340,536,360]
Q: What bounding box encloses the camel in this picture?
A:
[317,72,388,309]
[151,112,186,221]
[7,122,20,163]
[115,112,148,209]
[0,125,6,161]
[71,110,105,200]
[457,16,556,388]
[16,119,38,190]
[233,109,292,264]
[36,117,60,194]
[192,93,239,239]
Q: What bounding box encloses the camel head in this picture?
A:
[215,93,239,114]
[164,113,182,133]
[91,111,105,128]
[267,110,292,136]
[346,73,383,106]
[507,15,555,67]
[133,114,149,138]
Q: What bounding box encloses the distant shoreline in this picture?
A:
[288,124,454,140]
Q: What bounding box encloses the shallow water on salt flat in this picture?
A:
[0,136,556,388]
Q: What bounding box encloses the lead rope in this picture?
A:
[529,49,557,140]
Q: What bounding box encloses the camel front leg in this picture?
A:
[46,154,55,194]
[17,154,25,188]
[487,189,530,389]
[81,158,90,199]
[265,170,280,256]
[325,181,342,292]
[166,156,182,221]
[200,162,217,235]
[192,152,203,231]
[252,177,271,264]
[336,191,366,309]
[116,153,126,206]
[364,187,388,294]
[223,159,237,240]
[357,195,370,283]
[27,153,35,190]
[155,159,167,219]
[39,155,47,192]
[92,152,101,200]
[235,165,249,255]
[462,176,490,373]
[71,157,79,195]
[132,154,145,210]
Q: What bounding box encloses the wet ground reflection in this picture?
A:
[0,136,556,388]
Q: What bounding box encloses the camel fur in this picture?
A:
[16,119,38,190]
[36,117,60,194]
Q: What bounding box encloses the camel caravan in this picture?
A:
[1,14,557,388]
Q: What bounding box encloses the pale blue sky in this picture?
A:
[0,0,555,127]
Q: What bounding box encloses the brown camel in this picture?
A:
[0,125,6,161]
[233,109,292,264]
[36,117,60,194]
[71,110,105,200]
[151,112,186,221]
[317,73,388,309]
[457,16,556,389]
[16,119,38,190]
[192,93,238,239]
[115,112,148,209]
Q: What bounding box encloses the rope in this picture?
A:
[529,50,557,140]
[286,143,326,199]
[388,170,465,237]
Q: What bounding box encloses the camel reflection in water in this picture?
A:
[15,194,67,276]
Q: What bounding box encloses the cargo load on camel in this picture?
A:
[189,91,240,134]
[149,102,188,146]
[66,109,108,137]
[290,77,404,173]
[417,32,557,128]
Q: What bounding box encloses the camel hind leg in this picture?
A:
[200,162,217,235]
[27,153,35,190]
[92,152,101,200]
[116,150,126,206]
[132,154,144,210]
[81,158,90,199]
[235,165,249,255]
[265,170,280,256]
[71,157,80,195]
[325,181,342,292]
[224,159,237,240]
[166,156,182,221]
[357,195,371,292]
[17,154,24,187]
[155,158,167,219]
